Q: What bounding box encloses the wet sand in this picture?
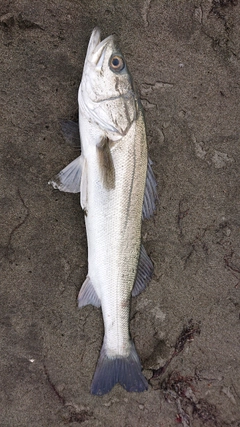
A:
[1,1,240,426]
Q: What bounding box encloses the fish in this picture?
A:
[49,27,157,395]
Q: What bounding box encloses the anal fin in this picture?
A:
[132,244,153,297]
[78,276,101,308]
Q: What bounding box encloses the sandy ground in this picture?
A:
[1,0,240,426]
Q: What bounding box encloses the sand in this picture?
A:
[1,1,240,426]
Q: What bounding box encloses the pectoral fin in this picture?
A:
[132,244,153,297]
[97,137,115,190]
[48,155,83,193]
[142,158,157,219]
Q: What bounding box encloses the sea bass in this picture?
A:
[49,28,157,395]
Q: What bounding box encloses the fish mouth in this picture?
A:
[86,27,114,67]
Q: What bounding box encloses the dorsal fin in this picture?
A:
[142,158,157,219]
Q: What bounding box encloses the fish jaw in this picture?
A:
[84,27,114,70]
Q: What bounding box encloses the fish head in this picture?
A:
[79,28,138,140]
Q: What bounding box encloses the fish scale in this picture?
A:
[87,117,147,357]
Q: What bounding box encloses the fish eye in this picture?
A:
[109,55,125,72]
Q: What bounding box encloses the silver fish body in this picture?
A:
[49,28,157,395]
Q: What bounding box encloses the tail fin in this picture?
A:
[91,341,148,396]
